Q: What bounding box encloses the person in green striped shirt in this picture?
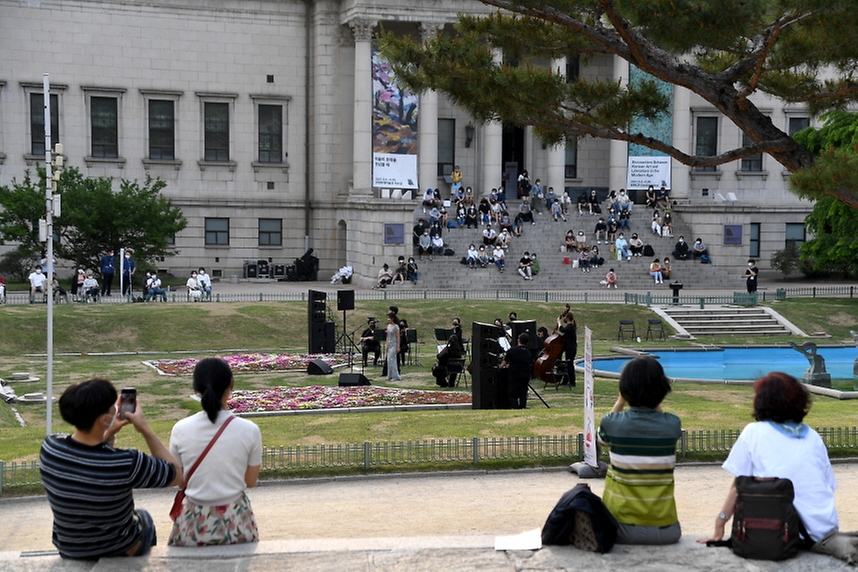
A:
[598,356,682,544]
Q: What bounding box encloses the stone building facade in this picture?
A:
[0,0,813,285]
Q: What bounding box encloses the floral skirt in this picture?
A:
[168,491,259,547]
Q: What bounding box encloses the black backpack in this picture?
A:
[729,476,809,561]
[643,244,655,257]
[541,484,618,553]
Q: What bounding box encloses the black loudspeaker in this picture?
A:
[471,321,510,410]
[307,359,334,375]
[510,320,538,351]
[308,290,329,353]
[338,373,371,386]
[337,290,355,311]
[309,321,336,354]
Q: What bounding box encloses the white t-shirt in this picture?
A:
[722,421,838,542]
[170,410,262,506]
[29,271,47,289]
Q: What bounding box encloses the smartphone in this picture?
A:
[119,387,137,420]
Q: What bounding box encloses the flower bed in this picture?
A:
[148,352,349,375]
[228,385,472,412]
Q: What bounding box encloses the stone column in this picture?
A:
[418,22,441,195]
[481,49,503,195]
[671,85,691,200]
[609,55,630,192]
[350,18,375,195]
[546,57,567,194]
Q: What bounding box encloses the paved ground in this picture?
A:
[2,463,857,571]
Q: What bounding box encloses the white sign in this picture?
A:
[373,153,418,189]
[583,327,597,467]
[627,156,671,190]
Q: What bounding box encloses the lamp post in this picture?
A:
[42,74,63,437]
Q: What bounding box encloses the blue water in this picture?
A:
[593,347,858,381]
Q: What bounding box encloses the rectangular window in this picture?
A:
[91,97,118,158]
[204,217,229,245]
[258,218,282,246]
[258,105,283,163]
[565,55,580,83]
[148,100,175,160]
[204,102,229,162]
[788,117,810,137]
[30,93,59,156]
[565,140,578,179]
[740,132,762,172]
[695,117,718,171]
[785,222,805,250]
[749,223,760,258]
[437,118,455,177]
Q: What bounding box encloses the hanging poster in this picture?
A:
[583,327,597,467]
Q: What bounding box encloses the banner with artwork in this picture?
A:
[583,327,597,467]
[372,43,419,189]
[627,66,673,190]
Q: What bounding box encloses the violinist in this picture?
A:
[557,312,578,385]
[493,318,512,351]
[360,319,381,367]
[433,334,464,388]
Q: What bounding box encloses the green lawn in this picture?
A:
[1,298,857,465]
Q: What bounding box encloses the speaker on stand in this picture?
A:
[308,290,335,354]
[470,321,509,410]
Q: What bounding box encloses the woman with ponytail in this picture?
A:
[168,357,262,546]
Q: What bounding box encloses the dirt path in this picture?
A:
[3,463,858,553]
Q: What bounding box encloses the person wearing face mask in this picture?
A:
[672,236,691,260]
[122,252,136,297]
[744,259,759,293]
[28,266,48,303]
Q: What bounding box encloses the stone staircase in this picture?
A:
[662,306,793,336]
[407,202,736,291]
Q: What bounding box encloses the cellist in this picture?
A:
[556,311,578,385]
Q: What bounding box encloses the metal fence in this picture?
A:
[3,285,856,307]
[4,427,857,492]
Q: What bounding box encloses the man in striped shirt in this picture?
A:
[598,357,682,545]
[40,378,182,560]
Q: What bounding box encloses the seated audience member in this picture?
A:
[545,187,558,210]
[490,199,503,222]
[466,244,480,269]
[560,190,573,214]
[478,198,491,224]
[617,188,633,212]
[406,257,419,283]
[518,252,534,281]
[422,187,436,209]
[551,198,567,222]
[575,230,587,251]
[376,264,393,288]
[418,230,432,260]
[478,245,490,268]
[498,211,514,233]
[464,203,478,228]
[497,228,512,250]
[429,221,443,238]
[615,233,631,260]
[588,189,600,213]
[672,236,691,260]
[698,372,839,550]
[662,211,674,237]
[530,252,540,276]
[52,272,69,303]
[39,378,181,559]
[660,257,672,280]
[144,271,166,302]
[412,218,428,248]
[594,217,608,244]
[433,334,464,388]
[649,259,663,284]
[168,358,261,547]
[656,186,670,210]
[651,209,662,236]
[576,191,590,215]
[605,268,618,288]
[482,224,497,246]
[197,268,213,300]
[692,238,708,260]
[564,230,577,252]
[492,245,506,272]
[618,207,631,229]
[186,270,202,301]
[607,219,619,244]
[518,198,535,225]
[629,233,644,257]
[428,206,441,226]
[590,245,604,268]
[578,248,591,273]
[360,320,381,366]
[530,179,544,214]
[392,256,407,283]
[83,270,101,301]
[645,185,656,208]
[438,206,449,228]
[599,357,682,545]
[431,234,445,256]
[29,266,48,303]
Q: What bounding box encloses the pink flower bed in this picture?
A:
[228,385,472,413]
[150,353,348,375]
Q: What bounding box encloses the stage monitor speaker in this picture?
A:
[307,359,334,375]
[510,320,538,351]
[337,290,355,311]
[338,373,371,386]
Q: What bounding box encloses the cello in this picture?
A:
[533,304,570,384]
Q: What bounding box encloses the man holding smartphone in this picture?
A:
[39,378,182,560]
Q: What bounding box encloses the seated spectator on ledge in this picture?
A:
[376,264,393,289]
[672,236,691,260]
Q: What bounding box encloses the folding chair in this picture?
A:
[646,318,666,341]
[617,319,636,341]
[446,358,467,388]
